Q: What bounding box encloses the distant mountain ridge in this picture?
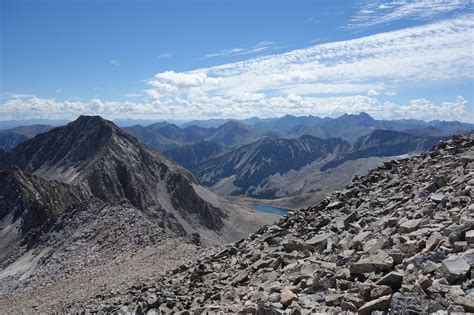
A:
[2,113,471,152]
[321,129,446,171]
[163,141,226,169]
[123,113,474,151]
[0,125,53,151]
[190,130,445,199]
[123,120,264,151]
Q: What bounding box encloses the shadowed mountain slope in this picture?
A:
[163,141,226,170]
[195,136,350,195]
[0,116,271,242]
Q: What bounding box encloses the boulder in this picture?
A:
[358,294,391,315]
[305,233,331,247]
[425,232,443,251]
[466,230,474,244]
[400,219,422,233]
[376,271,404,290]
[370,285,392,299]
[350,252,394,274]
[441,256,470,283]
[280,289,297,306]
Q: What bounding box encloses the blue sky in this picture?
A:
[1,0,473,122]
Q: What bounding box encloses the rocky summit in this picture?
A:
[87,134,474,314]
[0,116,271,244]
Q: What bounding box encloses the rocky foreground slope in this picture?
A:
[88,134,474,313]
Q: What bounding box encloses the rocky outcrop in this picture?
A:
[88,134,474,313]
[0,167,91,267]
[0,167,90,236]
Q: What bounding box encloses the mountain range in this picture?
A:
[121,113,473,151]
[187,130,443,203]
[2,113,472,152]
[1,113,469,209]
[0,116,279,293]
[123,120,265,151]
[0,125,53,151]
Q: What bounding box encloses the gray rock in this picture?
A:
[350,252,394,274]
[305,233,331,247]
[400,219,422,233]
[376,271,404,290]
[280,289,297,306]
[430,193,446,203]
[370,285,392,299]
[358,294,391,315]
[466,230,474,244]
[441,256,470,283]
[451,294,474,312]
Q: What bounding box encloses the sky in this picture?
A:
[1,0,473,122]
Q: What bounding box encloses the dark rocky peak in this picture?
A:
[0,115,135,179]
[338,112,375,126]
[0,115,235,238]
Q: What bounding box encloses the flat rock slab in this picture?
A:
[358,294,392,315]
[350,252,394,274]
[400,219,422,233]
[441,256,470,283]
[376,271,404,290]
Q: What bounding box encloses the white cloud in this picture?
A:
[110,59,120,66]
[349,0,471,28]
[1,15,472,123]
[149,71,220,88]
[367,89,380,96]
[205,41,276,58]
[1,94,472,123]
[142,15,472,121]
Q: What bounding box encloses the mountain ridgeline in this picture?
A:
[0,116,269,244]
[121,112,473,151]
[195,136,350,194]
[187,130,445,199]
[123,120,263,151]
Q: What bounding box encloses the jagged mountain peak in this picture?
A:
[0,115,270,243]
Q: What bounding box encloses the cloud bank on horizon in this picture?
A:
[1,1,473,122]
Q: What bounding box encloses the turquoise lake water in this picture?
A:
[251,204,290,216]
